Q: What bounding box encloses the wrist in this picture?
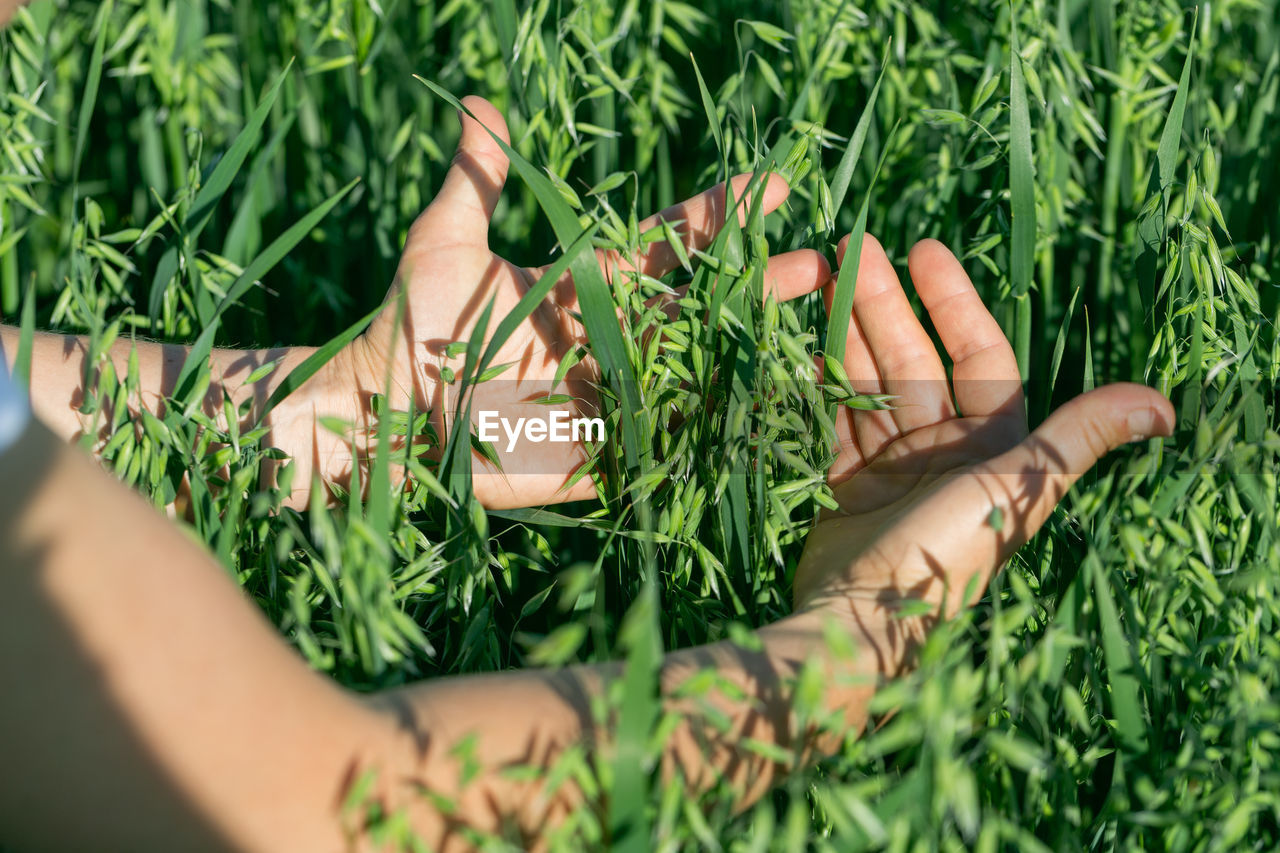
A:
[258,344,365,508]
[259,334,439,509]
[348,323,432,417]
[789,596,931,682]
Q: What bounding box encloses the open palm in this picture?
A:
[795,236,1174,666]
[355,97,829,509]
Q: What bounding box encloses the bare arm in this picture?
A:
[0,235,1174,852]
[0,417,381,851]
[0,412,881,851]
[365,611,881,845]
[0,98,833,512]
[0,325,362,508]
[0,326,290,443]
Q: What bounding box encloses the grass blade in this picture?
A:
[824,127,894,368]
[13,277,35,390]
[72,0,112,189]
[689,54,725,161]
[611,578,661,853]
[173,177,359,404]
[827,43,888,219]
[1008,17,1036,299]
[1089,555,1146,753]
[1045,286,1080,417]
[1157,21,1196,194]
[147,59,295,322]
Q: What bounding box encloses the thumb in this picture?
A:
[979,382,1175,546]
[415,95,510,246]
[896,383,1173,617]
[1004,382,1174,474]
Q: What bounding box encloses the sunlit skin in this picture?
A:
[0,96,829,512]
[0,6,1178,849]
[0,207,1174,848]
[348,97,829,507]
[0,0,26,27]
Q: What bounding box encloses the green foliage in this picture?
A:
[4,0,1280,848]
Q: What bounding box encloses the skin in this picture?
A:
[0,233,1174,853]
[0,29,1177,851]
[0,98,828,510]
[0,0,22,27]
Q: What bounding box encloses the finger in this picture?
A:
[763,249,830,301]
[415,95,511,245]
[650,248,828,322]
[825,235,897,475]
[849,234,956,433]
[908,239,1023,422]
[822,312,873,485]
[618,173,791,281]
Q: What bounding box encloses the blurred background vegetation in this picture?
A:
[4,0,1280,848]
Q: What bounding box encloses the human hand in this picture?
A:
[337,96,828,509]
[793,236,1174,672]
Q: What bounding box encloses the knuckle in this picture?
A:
[1080,415,1117,463]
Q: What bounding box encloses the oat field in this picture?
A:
[3,0,1280,848]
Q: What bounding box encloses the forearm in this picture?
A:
[0,417,884,851]
[0,325,361,507]
[368,610,884,847]
[0,400,887,852]
[1,325,286,438]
